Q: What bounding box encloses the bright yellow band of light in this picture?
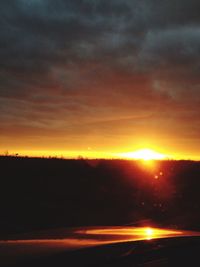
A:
[76,226,200,243]
[118,149,167,161]
[1,148,198,160]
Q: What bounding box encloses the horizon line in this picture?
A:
[0,154,199,162]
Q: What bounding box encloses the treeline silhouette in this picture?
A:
[0,156,200,238]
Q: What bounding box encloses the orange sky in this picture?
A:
[0,1,199,160]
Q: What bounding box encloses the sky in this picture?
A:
[0,0,200,159]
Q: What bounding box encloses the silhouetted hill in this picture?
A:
[0,156,200,238]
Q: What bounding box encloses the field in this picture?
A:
[0,156,200,239]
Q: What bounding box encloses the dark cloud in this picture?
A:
[0,0,200,156]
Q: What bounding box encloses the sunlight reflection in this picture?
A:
[77,226,184,242]
[145,227,154,240]
[1,227,200,253]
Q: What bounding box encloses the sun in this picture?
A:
[119,148,166,161]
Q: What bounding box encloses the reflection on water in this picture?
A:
[1,226,200,249]
[0,226,200,266]
[75,226,192,243]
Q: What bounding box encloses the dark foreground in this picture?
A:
[1,156,200,266]
[1,156,200,238]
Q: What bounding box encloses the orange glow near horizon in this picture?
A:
[118,149,167,161]
[1,147,199,161]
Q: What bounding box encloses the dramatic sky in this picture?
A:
[0,0,200,159]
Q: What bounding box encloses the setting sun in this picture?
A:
[119,149,167,161]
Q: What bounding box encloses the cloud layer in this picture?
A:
[0,0,200,156]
